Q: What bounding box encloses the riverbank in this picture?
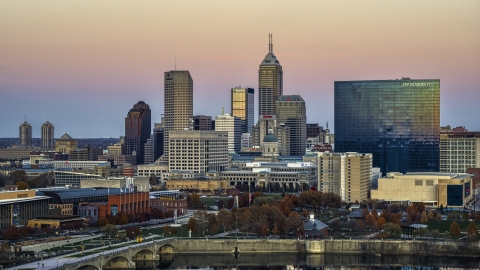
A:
[173,238,480,257]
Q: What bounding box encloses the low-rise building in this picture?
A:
[0,190,50,229]
[371,172,473,208]
[150,190,187,216]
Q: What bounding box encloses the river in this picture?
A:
[129,253,480,269]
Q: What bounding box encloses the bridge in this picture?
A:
[52,238,176,270]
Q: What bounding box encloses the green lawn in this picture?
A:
[426,220,480,233]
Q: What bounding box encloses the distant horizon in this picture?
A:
[1,1,479,137]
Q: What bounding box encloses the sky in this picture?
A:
[1,1,479,138]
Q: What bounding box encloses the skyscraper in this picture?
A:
[335,78,440,174]
[259,34,283,117]
[19,121,32,147]
[164,70,193,131]
[41,121,54,150]
[215,108,242,153]
[276,95,307,156]
[231,87,254,134]
[124,101,151,165]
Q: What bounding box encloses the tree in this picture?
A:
[361,207,369,218]
[449,221,461,237]
[376,217,386,229]
[286,212,304,236]
[355,219,366,231]
[420,211,428,223]
[102,224,118,237]
[164,225,170,235]
[171,227,178,236]
[414,227,429,238]
[467,221,478,236]
[365,213,377,228]
[190,194,201,207]
[193,210,209,236]
[97,217,110,227]
[382,223,401,238]
[430,229,440,239]
[186,217,198,236]
[16,181,30,190]
[210,223,218,236]
[2,226,21,240]
[125,226,141,239]
[9,170,28,184]
[216,209,233,232]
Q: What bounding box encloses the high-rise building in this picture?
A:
[164,71,193,131]
[259,34,283,117]
[41,121,54,150]
[276,95,307,156]
[124,101,151,165]
[231,87,254,134]
[215,109,242,153]
[19,121,32,147]
[335,78,440,174]
[167,130,228,173]
[192,115,213,130]
[440,126,480,174]
[317,152,372,203]
[153,125,165,162]
[144,125,164,164]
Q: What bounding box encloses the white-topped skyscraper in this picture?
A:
[41,121,54,150]
[259,34,283,118]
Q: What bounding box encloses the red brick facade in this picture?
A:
[150,197,187,216]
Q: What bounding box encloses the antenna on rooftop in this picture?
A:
[269,33,273,53]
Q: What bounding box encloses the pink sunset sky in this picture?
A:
[1,1,479,138]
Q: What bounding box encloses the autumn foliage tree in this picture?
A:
[449,221,461,237]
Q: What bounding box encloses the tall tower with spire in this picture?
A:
[258,34,283,117]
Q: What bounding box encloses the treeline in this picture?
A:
[186,190,342,237]
[0,170,54,189]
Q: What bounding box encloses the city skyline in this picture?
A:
[1,1,479,138]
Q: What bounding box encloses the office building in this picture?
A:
[307,123,323,139]
[215,109,242,153]
[124,101,151,165]
[335,78,440,174]
[440,126,480,173]
[317,152,372,203]
[68,144,103,161]
[231,87,254,133]
[241,133,252,149]
[371,172,473,208]
[41,121,55,150]
[55,133,77,154]
[19,121,32,147]
[108,143,123,155]
[164,70,193,131]
[259,34,283,117]
[193,115,213,130]
[276,95,307,156]
[167,130,228,173]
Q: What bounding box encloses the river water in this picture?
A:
[131,253,480,269]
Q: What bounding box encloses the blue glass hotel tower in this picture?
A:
[334,78,440,175]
